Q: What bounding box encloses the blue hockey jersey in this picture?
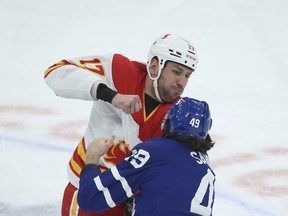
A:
[78,137,216,216]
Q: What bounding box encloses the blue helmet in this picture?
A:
[163,97,212,140]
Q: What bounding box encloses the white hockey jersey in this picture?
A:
[44,54,174,188]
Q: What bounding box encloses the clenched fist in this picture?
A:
[112,94,142,114]
[85,136,115,165]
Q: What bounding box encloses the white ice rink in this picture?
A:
[1,0,288,215]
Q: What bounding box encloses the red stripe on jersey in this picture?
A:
[44,60,71,78]
[69,138,86,177]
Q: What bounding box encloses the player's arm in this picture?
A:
[78,139,151,212]
[44,56,111,101]
[44,54,141,114]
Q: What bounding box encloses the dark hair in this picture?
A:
[161,119,215,153]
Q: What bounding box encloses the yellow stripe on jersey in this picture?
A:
[44,60,69,78]
[44,58,106,79]
[70,190,79,216]
[145,104,160,122]
[70,158,82,176]
[143,92,160,122]
[77,141,86,163]
[69,139,87,177]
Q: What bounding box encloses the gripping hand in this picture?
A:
[86,136,115,165]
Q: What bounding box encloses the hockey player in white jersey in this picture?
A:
[78,97,215,215]
[44,33,201,216]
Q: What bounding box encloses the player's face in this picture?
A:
[158,62,193,103]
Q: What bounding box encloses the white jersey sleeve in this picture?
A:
[44,54,115,101]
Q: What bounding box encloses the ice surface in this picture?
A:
[1,0,288,215]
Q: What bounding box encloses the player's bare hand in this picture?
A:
[112,94,142,114]
[86,136,115,165]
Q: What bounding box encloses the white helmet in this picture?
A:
[146,33,198,102]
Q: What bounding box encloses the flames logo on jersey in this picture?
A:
[103,140,131,166]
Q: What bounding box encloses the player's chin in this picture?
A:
[163,94,180,103]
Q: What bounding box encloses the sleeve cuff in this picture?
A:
[80,164,101,177]
[96,83,118,103]
[90,80,105,101]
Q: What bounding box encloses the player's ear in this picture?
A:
[149,57,159,78]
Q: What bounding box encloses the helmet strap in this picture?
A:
[147,58,165,103]
[153,79,163,103]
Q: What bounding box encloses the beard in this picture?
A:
[159,85,182,103]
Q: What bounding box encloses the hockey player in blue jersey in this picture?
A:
[78,97,215,215]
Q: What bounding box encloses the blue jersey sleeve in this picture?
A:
[78,143,154,213]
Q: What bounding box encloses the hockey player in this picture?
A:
[44,34,199,216]
[78,97,215,215]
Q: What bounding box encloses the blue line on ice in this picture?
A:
[217,191,276,216]
[0,134,73,153]
[0,134,277,216]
